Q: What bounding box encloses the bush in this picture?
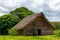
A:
[58,32,60,37]
[54,30,60,35]
[8,27,19,35]
[0,14,20,35]
[54,30,60,37]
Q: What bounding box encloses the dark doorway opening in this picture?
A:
[37,29,41,35]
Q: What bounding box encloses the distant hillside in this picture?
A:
[51,22,60,30]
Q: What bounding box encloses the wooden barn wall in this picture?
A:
[20,16,53,35]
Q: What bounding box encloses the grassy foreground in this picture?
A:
[0,35,60,40]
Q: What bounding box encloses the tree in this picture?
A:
[0,7,34,35]
[0,14,20,35]
[52,22,60,30]
[10,7,34,19]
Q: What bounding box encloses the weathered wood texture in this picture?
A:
[14,12,54,36]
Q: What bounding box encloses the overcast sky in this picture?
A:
[0,0,60,22]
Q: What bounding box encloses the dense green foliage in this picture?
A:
[54,30,60,37]
[0,7,34,35]
[10,7,34,19]
[51,22,60,30]
[0,14,20,35]
[8,27,19,35]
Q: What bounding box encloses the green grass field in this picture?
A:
[0,35,60,40]
[0,30,60,40]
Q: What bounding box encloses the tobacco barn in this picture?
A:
[14,12,54,36]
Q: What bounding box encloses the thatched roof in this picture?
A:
[14,12,55,30]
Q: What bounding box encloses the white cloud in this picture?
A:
[2,0,18,7]
[0,0,60,22]
[33,0,44,5]
[0,6,8,12]
[0,13,8,16]
[47,16,60,22]
[49,0,60,10]
[0,14,4,16]
[1,0,27,8]
[23,0,44,12]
